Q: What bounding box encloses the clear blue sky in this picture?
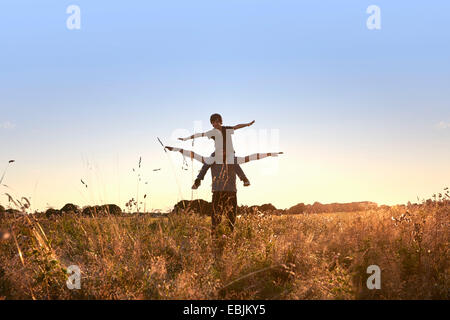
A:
[1,1,449,211]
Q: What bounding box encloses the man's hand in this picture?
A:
[248,120,255,127]
[192,179,201,189]
[178,137,187,141]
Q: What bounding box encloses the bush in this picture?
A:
[45,208,61,217]
[82,204,122,216]
[60,203,80,214]
[287,203,306,214]
[173,199,212,216]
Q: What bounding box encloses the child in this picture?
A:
[179,113,253,188]
[178,113,255,165]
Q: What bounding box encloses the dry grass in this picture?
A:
[0,199,448,300]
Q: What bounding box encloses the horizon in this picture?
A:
[0,179,440,213]
[1,1,449,212]
[0,195,414,214]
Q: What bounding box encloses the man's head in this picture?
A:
[210,113,222,129]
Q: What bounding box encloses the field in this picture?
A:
[0,201,448,300]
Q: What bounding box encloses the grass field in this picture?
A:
[0,200,448,300]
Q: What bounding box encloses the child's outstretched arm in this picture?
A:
[233,120,255,130]
[178,132,208,141]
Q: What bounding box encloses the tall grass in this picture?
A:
[0,195,448,299]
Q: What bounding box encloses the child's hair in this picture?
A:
[210,113,222,123]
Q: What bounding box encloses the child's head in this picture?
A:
[210,113,222,129]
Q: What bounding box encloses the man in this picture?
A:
[164,142,282,260]
[163,147,282,239]
[195,159,242,256]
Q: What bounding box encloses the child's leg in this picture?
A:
[192,162,212,189]
[197,162,211,180]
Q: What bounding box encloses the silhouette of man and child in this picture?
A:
[165,113,282,257]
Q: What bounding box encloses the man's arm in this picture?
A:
[234,164,248,182]
[232,120,255,130]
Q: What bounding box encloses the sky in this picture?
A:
[1,1,449,212]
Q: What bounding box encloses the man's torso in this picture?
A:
[211,163,237,192]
